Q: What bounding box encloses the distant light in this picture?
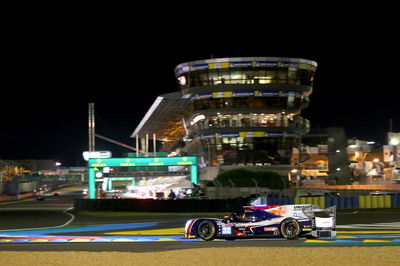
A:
[191,114,205,125]
[373,158,379,163]
[336,150,340,153]
[95,172,103,178]
[390,137,399,146]
[290,169,298,173]
[367,141,375,145]
[103,167,110,173]
[336,168,341,171]
[178,76,187,86]
[349,144,358,148]
[55,162,61,167]
[168,151,178,157]
[82,151,112,161]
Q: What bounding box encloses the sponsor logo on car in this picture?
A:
[264,227,278,231]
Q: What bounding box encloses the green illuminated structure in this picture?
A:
[88,156,197,199]
[106,177,136,191]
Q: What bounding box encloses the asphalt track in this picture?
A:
[0,186,400,252]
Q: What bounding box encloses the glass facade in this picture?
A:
[178,67,315,88]
[189,113,310,133]
[187,96,307,112]
[202,136,297,165]
[174,57,317,166]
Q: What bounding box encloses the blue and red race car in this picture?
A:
[185,204,336,240]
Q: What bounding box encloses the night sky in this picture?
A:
[1,8,399,166]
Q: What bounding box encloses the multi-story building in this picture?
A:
[132,57,318,179]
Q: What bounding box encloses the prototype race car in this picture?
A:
[184,204,336,240]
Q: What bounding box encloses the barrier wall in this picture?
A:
[75,195,400,212]
[293,195,400,209]
[294,197,325,209]
[74,198,249,212]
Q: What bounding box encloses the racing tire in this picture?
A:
[197,220,216,241]
[280,218,300,240]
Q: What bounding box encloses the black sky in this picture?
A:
[1,7,399,166]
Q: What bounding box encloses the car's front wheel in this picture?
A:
[280,218,300,240]
[197,220,216,241]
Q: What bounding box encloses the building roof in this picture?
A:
[130,92,187,142]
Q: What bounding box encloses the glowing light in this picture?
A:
[390,137,399,146]
[190,114,205,125]
[373,158,379,163]
[178,76,186,86]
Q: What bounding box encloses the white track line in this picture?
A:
[336,222,400,229]
[0,207,75,232]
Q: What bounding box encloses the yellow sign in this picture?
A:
[177,162,192,165]
[91,163,107,167]
[212,92,232,98]
[120,163,136,166]
[239,132,265,138]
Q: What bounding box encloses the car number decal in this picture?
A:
[221,226,232,235]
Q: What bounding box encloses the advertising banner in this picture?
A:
[232,91,254,97]
[239,132,265,138]
[218,132,239,138]
[229,61,252,67]
[190,64,208,70]
[255,61,278,67]
[265,131,283,137]
[212,91,232,98]
[201,133,215,138]
[255,90,279,96]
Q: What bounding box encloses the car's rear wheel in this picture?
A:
[197,220,216,241]
[280,218,300,240]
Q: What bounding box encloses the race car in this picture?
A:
[184,204,336,240]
